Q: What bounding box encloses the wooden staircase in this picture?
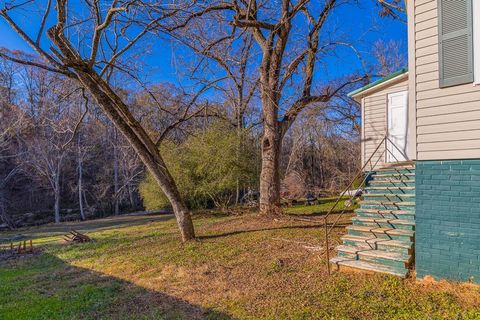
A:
[330,163,415,277]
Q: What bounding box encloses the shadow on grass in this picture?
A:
[287,210,355,218]
[0,252,233,320]
[197,223,349,240]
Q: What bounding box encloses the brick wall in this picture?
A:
[416,160,480,283]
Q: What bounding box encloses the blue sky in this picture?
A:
[0,1,407,86]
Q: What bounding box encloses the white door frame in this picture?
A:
[387,91,408,163]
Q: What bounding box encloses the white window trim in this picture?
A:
[474,0,480,84]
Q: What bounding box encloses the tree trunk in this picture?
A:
[235,110,244,205]
[54,176,61,224]
[78,135,86,220]
[0,184,13,229]
[259,107,283,214]
[113,128,120,215]
[127,184,136,209]
[78,161,85,220]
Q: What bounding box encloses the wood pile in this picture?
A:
[63,229,91,243]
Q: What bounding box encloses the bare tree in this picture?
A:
[0,0,216,240]
[19,71,83,223]
[174,0,368,213]
[172,27,261,203]
[0,106,25,228]
[373,40,407,77]
[171,0,406,214]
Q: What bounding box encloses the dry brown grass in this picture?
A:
[1,211,480,319]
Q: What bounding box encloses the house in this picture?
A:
[330,0,480,283]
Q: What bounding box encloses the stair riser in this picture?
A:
[337,250,411,269]
[341,240,374,250]
[352,220,415,230]
[369,181,415,187]
[374,169,415,175]
[348,230,414,242]
[358,255,410,270]
[377,243,412,255]
[361,204,415,211]
[365,188,415,195]
[364,195,415,202]
[337,249,411,270]
[371,175,414,182]
[338,251,357,259]
[341,239,412,255]
[355,212,415,220]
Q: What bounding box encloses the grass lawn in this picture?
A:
[1,209,479,319]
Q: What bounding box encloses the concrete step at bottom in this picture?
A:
[330,257,408,278]
[357,249,411,269]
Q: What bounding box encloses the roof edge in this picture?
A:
[348,68,409,98]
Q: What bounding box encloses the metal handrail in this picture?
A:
[323,134,410,274]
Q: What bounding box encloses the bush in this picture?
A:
[139,122,259,210]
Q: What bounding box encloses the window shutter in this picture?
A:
[438,0,474,88]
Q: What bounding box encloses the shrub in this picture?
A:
[140,122,259,210]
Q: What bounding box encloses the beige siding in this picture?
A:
[361,79,409,169]
[414,0,480,160]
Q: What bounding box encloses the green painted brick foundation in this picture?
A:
[416,160,480,283]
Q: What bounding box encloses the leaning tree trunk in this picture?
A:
[82,75,195,241]
[48,26,195,241]
[259,101,283,215]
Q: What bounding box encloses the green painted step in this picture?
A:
[355,208,415,220]
[330,257,408,277]
[371,172,415,179]
[341,234,412,254]
[337,245,410,261]
[375,168,415,175]
[361,200,415,211]
[352,217,415,230]
[363,193,415,202]
[369,180,415,187]
[346,225,414,242]
[365,186,415,194]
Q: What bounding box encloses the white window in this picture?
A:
[475,0,480,84]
